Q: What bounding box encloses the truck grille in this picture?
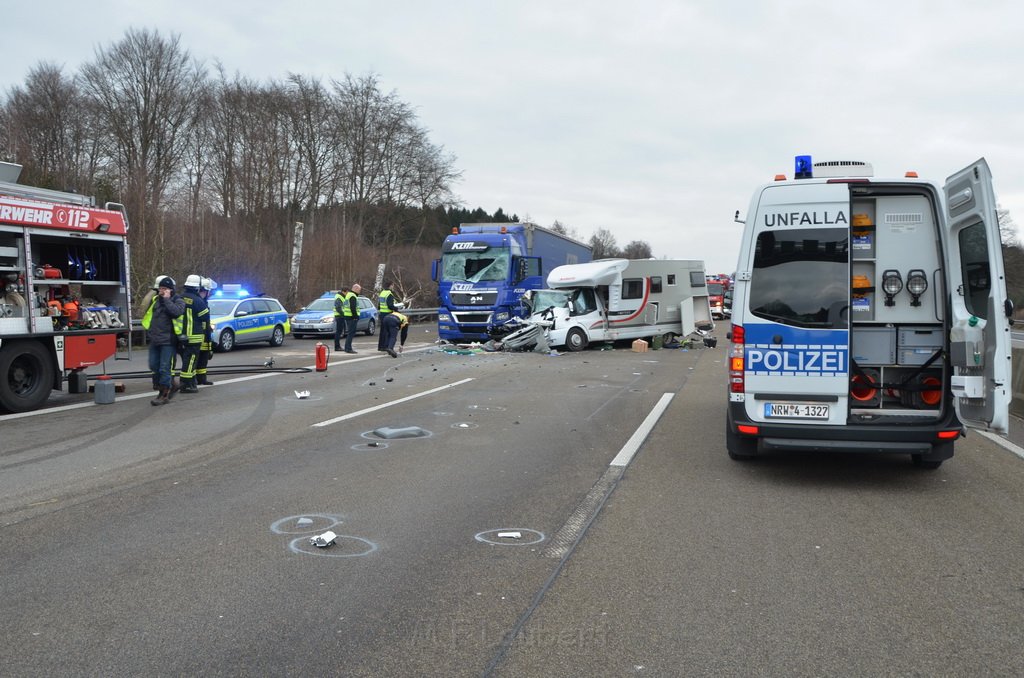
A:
[451,291,497,306]
[452,312,491,325]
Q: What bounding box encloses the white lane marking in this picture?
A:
[978,430,1024,460]
[0,346,439,421]
[609,392,674,467]
[312,378,475,428]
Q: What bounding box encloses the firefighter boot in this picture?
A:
[151,387,169,406]
[198,377,214,386]
[180,379,199,394]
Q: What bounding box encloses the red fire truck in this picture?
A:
[0,162,131,413]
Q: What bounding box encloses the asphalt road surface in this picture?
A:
[1,324,1022,677]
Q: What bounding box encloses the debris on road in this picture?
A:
[310,531,337,548]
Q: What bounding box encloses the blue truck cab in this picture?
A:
[432,222,592,342]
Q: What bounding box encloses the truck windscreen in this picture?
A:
[442,250,510,283]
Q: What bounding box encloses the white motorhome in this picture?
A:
[527,258,713,351]
[726,155,1012,469]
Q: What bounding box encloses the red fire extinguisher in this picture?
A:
[315,342,330,372]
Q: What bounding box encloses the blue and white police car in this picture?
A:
[290,292,379,339]
[208,284,291,351]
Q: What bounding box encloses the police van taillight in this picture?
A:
[729,324,745,394]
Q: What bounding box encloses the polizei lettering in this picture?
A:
[762,210,848,228]
[746,345,847,376]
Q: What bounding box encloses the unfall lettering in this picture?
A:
[0,204,53,225]
[762,211,848,228]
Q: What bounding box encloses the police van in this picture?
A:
[726,156,1012,468]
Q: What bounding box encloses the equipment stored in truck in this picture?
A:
[725,155,1012,469]
[0,162,131,413]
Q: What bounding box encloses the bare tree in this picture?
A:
[621,240,653,259]
[998,205,1018,246]
[589,228,620,259]
[78,28,207,277]
[2,63,99,194]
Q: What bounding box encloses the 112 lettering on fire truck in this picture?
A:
[0,162,131,413]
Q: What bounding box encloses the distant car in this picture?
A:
[207,286,291,352]
[290,293,378,339]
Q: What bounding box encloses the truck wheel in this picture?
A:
[218,329,235,352]
[0,341,55,413]
[726,418,757,460]
[269,325,285,347]
[365,319,376,336]
[565,328,588,352]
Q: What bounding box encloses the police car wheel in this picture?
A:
[269,325,285,347]
[365,319,376,336]
[219,329,235,352]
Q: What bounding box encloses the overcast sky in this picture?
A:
[4,0,1023,274]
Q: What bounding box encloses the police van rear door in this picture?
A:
[742,183,852,425]
[944,158,1011,434]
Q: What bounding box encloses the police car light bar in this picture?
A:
[214,283,250,298]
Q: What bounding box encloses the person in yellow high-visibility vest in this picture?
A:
[332,285,349,351]
[377,280,398,351]
[140,275,186,405]
[342,283,361,354]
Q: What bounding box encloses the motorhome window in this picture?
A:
[622,279,644,299]
[749,227,849,329]
[441,249,510,283]
[571,289,597,315]
[688,271,704,287]
[668,274,677,286]
[651,277,663,294]
[532,289,570,313]
[958,221,991,319]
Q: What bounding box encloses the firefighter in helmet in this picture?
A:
[176,274,210,394]
[195,277,217,385]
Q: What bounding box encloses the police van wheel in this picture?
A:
[365,319,376,336]
[911,454,943,470]
[269,325,285,347]
[219,329,235,352]
[725,419,757,460]
[565,328,588,352]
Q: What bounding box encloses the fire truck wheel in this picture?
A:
[218,329,235,352]
[269,325,285,347]
[0,340,55,413]
[565,328,588,352]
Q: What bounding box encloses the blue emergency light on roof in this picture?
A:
[794,155,813,179]
[213,283,249,298]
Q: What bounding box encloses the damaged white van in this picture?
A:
[726,156,1012,468]
[528,258,713,351]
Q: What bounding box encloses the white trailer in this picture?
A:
[527,258,713,351]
